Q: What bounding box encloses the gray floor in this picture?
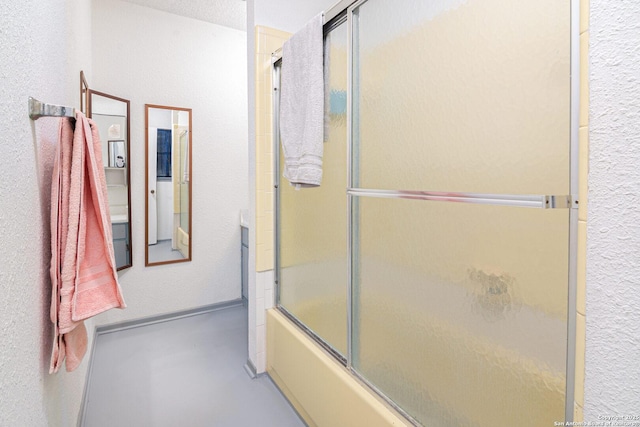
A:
[148,239,186,263]
[82,304,305,427]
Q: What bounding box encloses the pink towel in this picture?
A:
[50,111,126,373]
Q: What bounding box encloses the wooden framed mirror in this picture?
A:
[80,71,89,115]
[145,104,192,266]
[88,89,133,270]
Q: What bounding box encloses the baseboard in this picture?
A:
[77,322,100,427]
[96,299,243,335]
[244,359,258,379]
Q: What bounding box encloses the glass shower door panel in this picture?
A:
[352,196,569,426]
[353,0,571,195]
[279,23,349,357]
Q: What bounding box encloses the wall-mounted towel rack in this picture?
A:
[29,97,76,120]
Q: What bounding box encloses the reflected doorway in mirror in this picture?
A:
[145,104,192,266]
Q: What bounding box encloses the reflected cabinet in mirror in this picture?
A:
[88,89,132,270]
[145,104,192,266]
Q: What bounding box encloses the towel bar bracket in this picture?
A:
[29,97,76,120]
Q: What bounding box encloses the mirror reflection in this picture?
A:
[89,90,132,270]
[80,71,89,115]
[145,104,192,266]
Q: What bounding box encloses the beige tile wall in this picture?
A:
[574,0,589,421]
[254,26,291,273]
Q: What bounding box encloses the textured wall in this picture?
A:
[585,0,640,417]
[90,0,248,325]
[0,1,93,426]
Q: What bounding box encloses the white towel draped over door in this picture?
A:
[280,13,325,187]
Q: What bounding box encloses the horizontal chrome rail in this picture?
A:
[347,188,573,209]
[28,96,75,120]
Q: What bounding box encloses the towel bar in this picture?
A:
[29,97,76,120]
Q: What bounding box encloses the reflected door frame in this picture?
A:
[148,127,158,245]
[86,85,133,271]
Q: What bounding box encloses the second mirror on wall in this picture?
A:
[145,104,192,266]
[88,88,132,271]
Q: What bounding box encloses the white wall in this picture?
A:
[0,1,93,425]
[585,0,640,417]
[91,0,248,324]
[254,0,334,33]
[0,1,248,423]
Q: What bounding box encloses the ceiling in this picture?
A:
[121,0,247,31]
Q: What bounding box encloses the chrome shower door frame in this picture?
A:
[273,0,581,423]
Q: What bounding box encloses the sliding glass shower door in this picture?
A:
[349,0,573,425]
[278,23,349,358]
[276,0,577,425]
